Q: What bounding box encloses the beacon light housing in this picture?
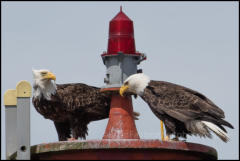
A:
[101,7,146,89]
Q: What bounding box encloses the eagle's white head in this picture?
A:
[32,69,57,100]
[120,73,150,96]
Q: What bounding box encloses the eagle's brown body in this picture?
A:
[32,83,111,141]
[141,80,234,140]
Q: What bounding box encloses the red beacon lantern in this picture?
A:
[101,7,146,89]
[106,6,137,55]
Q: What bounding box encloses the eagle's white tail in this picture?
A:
[202,121,229,142]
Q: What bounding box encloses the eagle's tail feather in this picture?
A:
[202,121,229,142]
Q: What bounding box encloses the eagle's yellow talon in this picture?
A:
[161,120,165,141]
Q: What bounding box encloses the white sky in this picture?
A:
[1,1,239,159]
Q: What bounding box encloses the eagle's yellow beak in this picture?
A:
[119,85,129,97]
[44,72,56,81]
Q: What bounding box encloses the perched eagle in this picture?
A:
[120,73,234,142]
[32,69,139,141]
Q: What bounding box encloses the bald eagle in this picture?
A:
[120,73,234,142]
[32,69,139,141]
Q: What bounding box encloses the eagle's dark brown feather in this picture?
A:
[32,83,111,141]
[141,80,233,138]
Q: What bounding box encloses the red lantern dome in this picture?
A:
[102,7,141,56]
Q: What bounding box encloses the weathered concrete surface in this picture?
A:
[9,139,217,160]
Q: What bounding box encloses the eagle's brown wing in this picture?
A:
[56,83,111,120]
[141,80,233,132]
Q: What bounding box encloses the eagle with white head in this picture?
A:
[32,69,139,141]
[120,73,234,142]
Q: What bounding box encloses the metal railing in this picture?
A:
[4,80,31,160]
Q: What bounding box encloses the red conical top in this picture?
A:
[111,6,131,21]
[103,7,139,56]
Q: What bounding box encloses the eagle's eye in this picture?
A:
[124,82,129,86]
[41,72,47,76]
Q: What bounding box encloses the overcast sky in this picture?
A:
[1,1,239,159]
